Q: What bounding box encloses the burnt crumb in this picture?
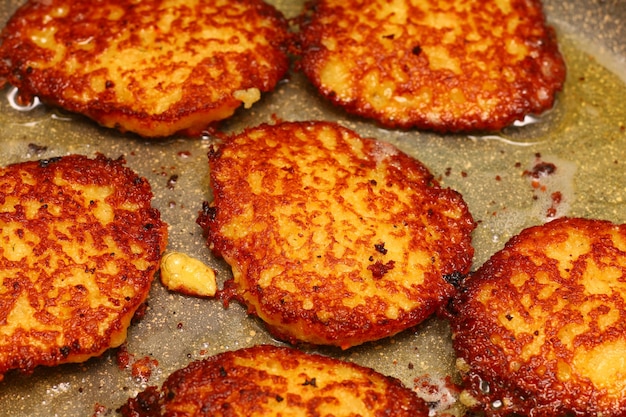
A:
[427,401,440,409]
[117,386,162,415]
[523,161,556,178]
[275,395,284,402]
[219,366,228,377]
[59,346,71,357]
[201,201,218,221]
[368,260,396,279]
[105,80,115,88]
[38,156,62,168]
[166,389,176,401]
[302,377,317,387]
[207,145,222,160]
[166,174,179,190]
[412,45,422,55]
[443,271,465,288]
[374,242,388,255]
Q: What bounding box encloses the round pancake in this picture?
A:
[297,0,566,132]
[118,344,430,417]
[197,121,475,349]
[0,0,290,137]
[447,217,626,416]
[0,154,167,380]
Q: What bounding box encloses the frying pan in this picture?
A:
[0,0,624,415]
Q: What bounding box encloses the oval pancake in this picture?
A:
[197,121,475,349]
[0,154,167,380]
[297,0,566,132]
[118,344,430,417]
[0,0,290,137]
[448,217,626,416]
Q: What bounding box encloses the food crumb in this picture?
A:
[160,252,217,297]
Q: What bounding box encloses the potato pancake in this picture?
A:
[0,0,290,137]
[118,344,430,417]
[297,0,566,132]
[0,154,167,380]
[197,121,475,349]
[448,217,626,416]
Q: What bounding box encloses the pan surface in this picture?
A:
[0,0,624,415]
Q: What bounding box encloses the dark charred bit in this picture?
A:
[166,175,179,190]
[201,201,217,221]
[197,202,218,231]
[443,271,465,288]
[523,161,556,179]
[116,386,162,416]
[368,260,396,279]
[59,346,71,357]
[38,156,62,168]
[412,45,422,55]
[374,242,388,255]
[207,144,222,160]
[302,377,317,387]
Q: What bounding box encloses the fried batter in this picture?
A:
[0,154,167,380]
[118,344,430,417]
[297,0,566,132]
[0,0,290,137]
[197,121,475,349]
[448,217,626,416]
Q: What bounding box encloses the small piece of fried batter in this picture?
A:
[448,217,626,416]
[297,0,566,132]
[0,0,290,137]
[118,344,430,417]
[0,154,167,380]
[197,121,475,349]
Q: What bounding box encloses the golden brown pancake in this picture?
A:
[0,154,167,380]
[0,0,290,137]
[197,121,475,349]
[297,0,566,132]
[447,217,626,416]
[118,344,430,417]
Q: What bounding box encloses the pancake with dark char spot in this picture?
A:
[448,217,626,416]
[0,0,290,137]
[118,344,430,417]
[297,0,566,132]
[197,121,475,349]
[0,154,167,380]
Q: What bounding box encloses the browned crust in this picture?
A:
[0,0,290,137]
[448,217,626,416]
[296,0,566,132]
[118,344,430,417]
[0,154,167,380]
[197,121,475,348]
